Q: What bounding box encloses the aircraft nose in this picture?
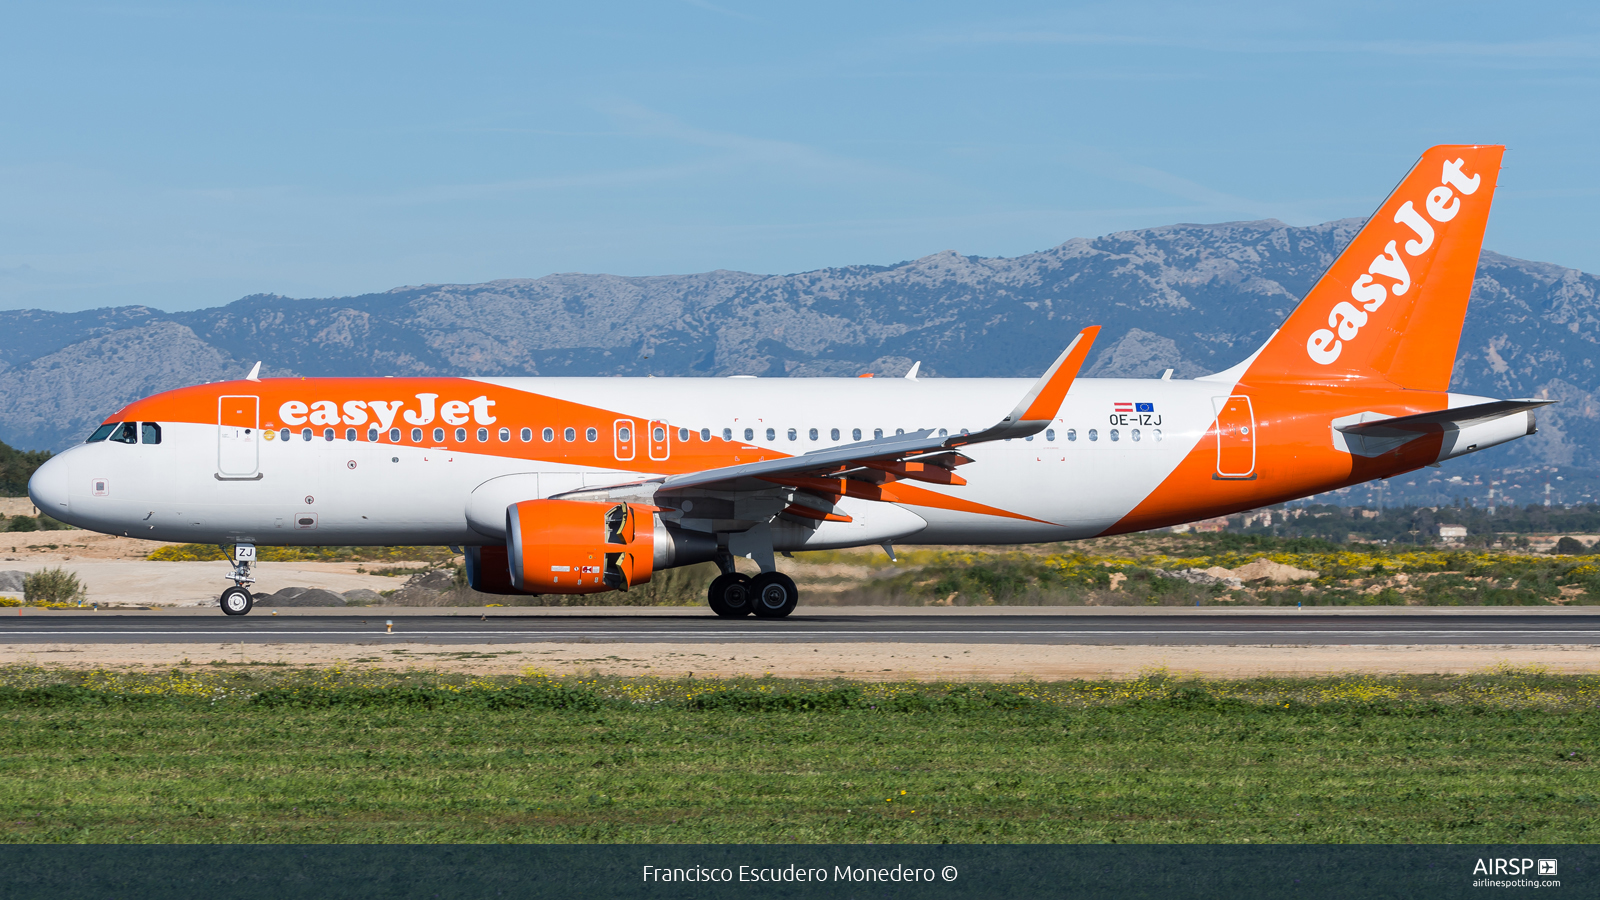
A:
[28,454,70,519]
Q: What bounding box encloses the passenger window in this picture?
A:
[873,428,883,439]
[1131,428,1141,442]
[787,428,797,441]
[679,427,689,442]
[141,422,162,445]
[477,428,488,442]
[701,428,711,441]
[302,428,313,442]
[653,426,666,442]
[765,427,775,441]
[743,428,753,441]
[1025,434,1033,442]
[1045,429,1055,442]
[454,428,466,442]
[938,428,948,438]
[564,427,576,442]
[367,428,378,441]
[543,427,555,442]
[324,428,334,442]
[282,428,291,442]
[433,428,445,442]
[521,427,532,442]
[895,428,904,436]
[831,428,840,441]
[86,423,117,443]
[586,427,598,442]
[808,428,818,441]
[411,428,422,442]
[1153,428,1163,442]
[390,428,401,442]
[499,427,510,442]
[1088,429,1099,442]
[852,428,862,441]
[345,428,356,442]
[1067,429,1077,442]
[1110,429,1120,442]
[108,422,138,444]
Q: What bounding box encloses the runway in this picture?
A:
[4,611,1599,646]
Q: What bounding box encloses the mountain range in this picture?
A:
[2,217,1595,501]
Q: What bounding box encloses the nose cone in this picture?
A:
[28,454,70,520]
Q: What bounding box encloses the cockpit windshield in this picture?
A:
[108,422,138,445]
[86,423,117,443]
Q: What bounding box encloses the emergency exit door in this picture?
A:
[1212,395,1256,479]
[218,395,260,477]
[648,420,671,461]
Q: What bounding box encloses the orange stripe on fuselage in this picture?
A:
[115,377,780,476]
[1104,381,1447,535]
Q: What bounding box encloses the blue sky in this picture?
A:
[2,1,1597,312]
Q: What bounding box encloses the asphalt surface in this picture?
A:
[3,612,1599,645]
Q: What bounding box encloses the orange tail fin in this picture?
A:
[1245,144,1504,391]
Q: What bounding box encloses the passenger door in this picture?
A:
[218,395,260,478]
[1212,396,1256,479]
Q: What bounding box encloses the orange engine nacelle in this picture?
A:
[507,499,657,594]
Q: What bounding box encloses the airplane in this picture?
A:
[28,144,1549,617]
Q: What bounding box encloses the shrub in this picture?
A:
[1554,536,1587,555]
[8,515,38,533]
[24,567,86,604]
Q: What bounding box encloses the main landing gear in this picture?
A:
[707,566,798,619]
[219,543,257,616]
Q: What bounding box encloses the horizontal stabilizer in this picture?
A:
[1335,399,1552,438]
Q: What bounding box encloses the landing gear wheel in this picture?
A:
[707,573,753,618]
[749,572,798,619]
[220,586,254,616]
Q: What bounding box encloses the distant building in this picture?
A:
[1171,516,1230,534]
[1439,525,1468,540]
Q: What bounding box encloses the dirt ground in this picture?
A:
[6,641,1595,680]
[0,498,427,605]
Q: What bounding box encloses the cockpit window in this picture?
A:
[86,423,117,443]
[109,422,138,445]
[140,423,162,445]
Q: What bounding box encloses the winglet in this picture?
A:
[904,361,921,380]
[954,326,1099,444]
[245,361,262,382]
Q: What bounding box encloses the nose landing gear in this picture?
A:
[219,543,257,616]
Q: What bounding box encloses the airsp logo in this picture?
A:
[1472,858,1554,876]
[1306,157,1482,366]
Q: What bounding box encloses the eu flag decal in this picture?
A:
[1135,402,1155,413]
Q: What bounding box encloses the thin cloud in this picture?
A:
[1057,147,1289,220]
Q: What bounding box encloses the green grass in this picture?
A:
[0,666,1595,844]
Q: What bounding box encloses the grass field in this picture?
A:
[0,665,1595,844]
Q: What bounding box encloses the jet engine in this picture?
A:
[504,499,717,594]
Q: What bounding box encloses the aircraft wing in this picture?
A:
[655,326,1099,494]
[1334,398,1553,438]
[551,327,1098,507]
